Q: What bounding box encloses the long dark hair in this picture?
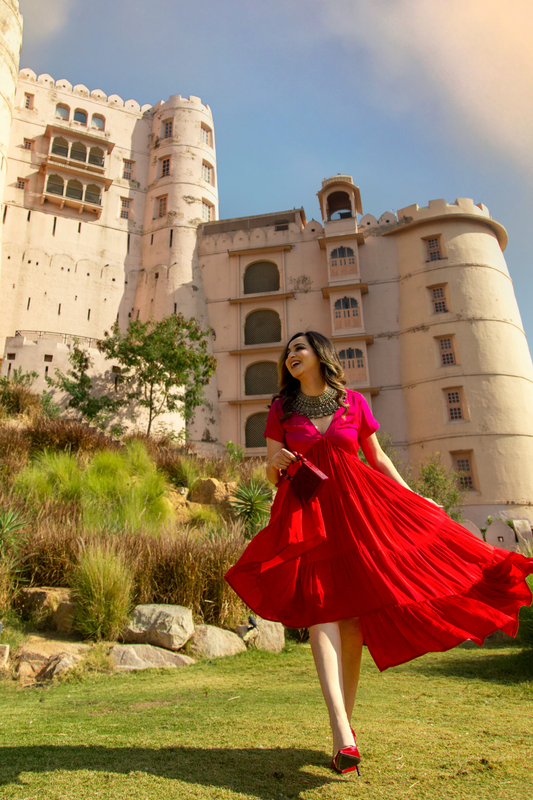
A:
[272,331,348,421]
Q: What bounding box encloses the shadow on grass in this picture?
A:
[408,646,533,684]
[0,745,345,797]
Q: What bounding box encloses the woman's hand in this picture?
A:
[268,448,297,471]
[266,439,297,485]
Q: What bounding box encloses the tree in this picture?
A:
[46,343,124,427]
[98,314,217,434]
[412,452,465,521]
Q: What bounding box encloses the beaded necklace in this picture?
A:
[291,385,339,419]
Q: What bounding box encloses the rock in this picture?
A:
[18,587,72,623]
[168,490,188,508]
[188,624,247,659]
[189,478,228,505]
[35,652,79,681]
[122,604,194,651]
[109,644,195,671]
[0,644,9,668]
[15,635,89,681]
[236,617,285,653]
[54,602,76,634]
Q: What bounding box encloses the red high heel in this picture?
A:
[331,745,361,775]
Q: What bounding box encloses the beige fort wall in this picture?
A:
[389,199,533,526]
[0,63,221,448]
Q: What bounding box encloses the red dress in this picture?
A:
[225,391,533,671]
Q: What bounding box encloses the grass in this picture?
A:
[0,642,531,799]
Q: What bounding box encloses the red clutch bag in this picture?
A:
[283,453,329,502]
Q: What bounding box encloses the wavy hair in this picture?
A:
[272,331,348,421]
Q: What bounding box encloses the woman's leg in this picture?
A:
[308,621,355,756]
[338,617,363,724]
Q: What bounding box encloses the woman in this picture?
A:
[225,331,533,775]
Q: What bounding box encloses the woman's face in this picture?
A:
[285,335,321,381]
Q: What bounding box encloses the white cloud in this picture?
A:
[19,0,74,44]
[319,0,533,172]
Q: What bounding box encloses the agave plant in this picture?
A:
[0,508,30,558]
[229,479,272,538]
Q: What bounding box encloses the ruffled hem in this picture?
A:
[224,438,533,671]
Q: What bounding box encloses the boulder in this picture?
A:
[0,644,9,668]
[236,617,285,653]
[35,652,79,681]
[189,478,228,505]
[15,635,89,680]
[189,624,247,659]
[109,644,195,671]
[122,604,194,651]
[18,587,72,622]
[54,602,76,634]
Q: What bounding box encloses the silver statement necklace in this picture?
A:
[292,385,339,419]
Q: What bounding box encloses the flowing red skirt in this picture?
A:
[225,438,533,671]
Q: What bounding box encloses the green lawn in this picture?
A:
[0,642,531,800]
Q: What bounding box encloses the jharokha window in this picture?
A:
[333,296,360,330]
[330,246,356,278]
[338,348,366,382]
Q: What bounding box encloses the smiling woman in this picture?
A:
[225,329,533,777]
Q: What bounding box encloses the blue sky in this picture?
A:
[18,0,533,346]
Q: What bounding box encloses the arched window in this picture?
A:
[245,412,269,448]
[51,136,68,157]
[88,146,104,167]
[91,114,105,130]
[65,179,83,201]
[330,246,356,278]
[245,362,279,395]
[73,109,87,125]
[327,191,352,220]
[70,142,87,162]
[243,261,280,294]
[46,174,64,196]
[334,296,360,329]
[244,310,281,345]
[55,104,69,121]
[338,348,366,381]
[85,184,101,205]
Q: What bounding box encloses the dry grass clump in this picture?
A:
[72,541,134,641]
[26,418,115,455]
[19,523,248,628]
[0,424,32,479]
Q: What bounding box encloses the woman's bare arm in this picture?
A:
[360,433,412,490]
[266,438,297,486]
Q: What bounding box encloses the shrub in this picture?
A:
[0,369,41,418]
[229,478,273,538]
[517,574,533,648]
[412,452,464,521]
[0,507,30,614]
[13,441,173,535]
[72,542,134,641]
[26,418,114,454]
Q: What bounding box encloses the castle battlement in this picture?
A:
[17,69,212,116]
[397,197,491,222]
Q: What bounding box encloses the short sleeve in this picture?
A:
[264,399,286,444]
[358,394,380,440]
